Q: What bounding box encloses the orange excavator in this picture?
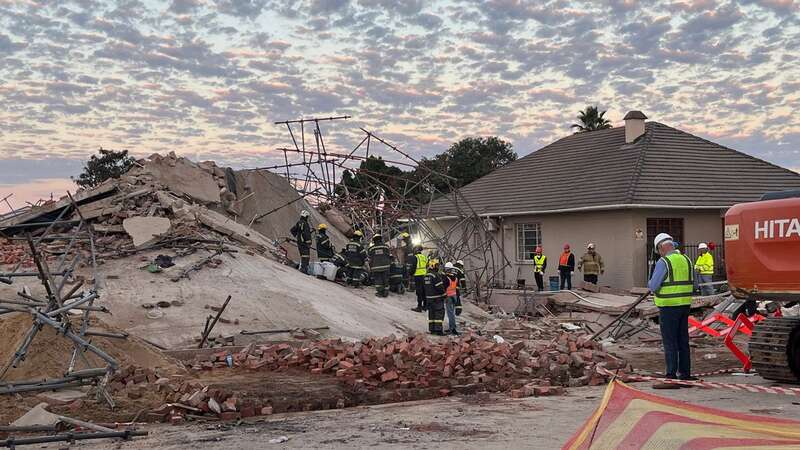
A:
[725,190,800,382]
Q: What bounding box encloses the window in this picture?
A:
[516,223,542,261]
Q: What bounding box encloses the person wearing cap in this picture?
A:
[453,260,466,315]
[532,247,547,291]
[578,243,604,285]
[344,230,368,287]
[316,224,334,263]
[443,262,460,335]
[412,245,428,312]
[368,234,391,297]
[290,210,312,274]
[400,232,415,290]
[694,243,715,296]
[648,232,699,381]
[557,244,575,290]
[424,259,446,335]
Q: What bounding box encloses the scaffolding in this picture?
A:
[249,116,513,301]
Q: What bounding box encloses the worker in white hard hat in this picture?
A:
[578,243,604,285]
[648,232,699,382]
[453,259,466,314]
[442,262,460,335]
[694,243,715,296]
[290,210,313,274]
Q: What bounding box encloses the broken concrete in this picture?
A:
[144,155,221,204]
[11,402,60,427]
[123,216,172,248]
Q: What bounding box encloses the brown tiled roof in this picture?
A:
[427,122,800,217]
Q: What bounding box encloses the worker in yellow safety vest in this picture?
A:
[648,233,699,382]
[694,242,715,296]
[532,246,547,291]
[412,246,428,313]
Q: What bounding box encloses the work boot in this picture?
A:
[411,307,422,312]
[679,375,699,381]
[450,330,460,336]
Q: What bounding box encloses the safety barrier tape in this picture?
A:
[632,367,741,378]
[599,367,800,397]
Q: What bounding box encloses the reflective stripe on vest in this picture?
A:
[414,254,428,276]
[534,255,546,272]
[695,252,714,275]
[655,252,694,307]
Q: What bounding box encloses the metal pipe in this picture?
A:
[57,415,115,433]
[199,295,232,348]
[0,430,148,447]
[31,311,118,369]
[46,291,98,317]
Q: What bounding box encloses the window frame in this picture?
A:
[516,223,542,262]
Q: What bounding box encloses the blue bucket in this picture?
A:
[549,276,560,291]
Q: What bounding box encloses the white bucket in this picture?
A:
[308,262,324,276]
[321,262,338,281]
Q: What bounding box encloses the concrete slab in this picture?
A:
[36,388,87,406]
[11,402,60,427]
[144,156,221,204]
[123,216,171,248]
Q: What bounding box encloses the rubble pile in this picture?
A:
[0,238,31,266]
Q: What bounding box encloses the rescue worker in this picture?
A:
[443,262,460,335]
[316,224,334,263]
[411,246,428,312]
[368,234,391,297]
[648,233,698,381]
[424,258,446,335]
[290,210,312,274]
[400,232,415,290]
[453,259,466,316]
[694,242,715,296]
[578,243,604,285]
[557,244,575,290]
[343,230,368,287]
[388,257,405,294]
[532,247,547,291]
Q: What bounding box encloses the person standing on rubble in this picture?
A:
[694,243,715,296]
[578,243,604,285]
[649,233,698,381]
[400,232,415,290]
[443,262,460,335]
[344,230,368,287]
[368,234,391,297]
[424,259,446,335]
[412,246,428,312]
[558,244,575,290]
[532,247,547,291]
[453,259,466,316]
[316,224,334,263]
[290,210,312,274]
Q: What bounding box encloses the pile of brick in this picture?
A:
[0,238,33,266]
[198,331,628,394]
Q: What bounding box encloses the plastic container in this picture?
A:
[321,262,338,281]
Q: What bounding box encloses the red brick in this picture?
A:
[240,406,255,418]
[381,370,399,382]
[260,406,273,415]
[219,411,239,421]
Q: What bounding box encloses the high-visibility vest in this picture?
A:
[654,252,694,307]
[533,254,546,272]
[694,252,714,275]
[414,254,428,276]
[446,277,458,297]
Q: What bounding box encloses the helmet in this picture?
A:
[372,233,382,241]
[653,232,672,249]
[317,223,327,231]
[698,242,708,250]
[563,243,570,250]
[400,232,410,239]
[300,210,310,218]
[353,230,363,237]
[535,246,542,253]
[414,245,423,253]
[444,262,454,270]
[587,243,595,249]
[456,259,464,266]
[428,258,440,269]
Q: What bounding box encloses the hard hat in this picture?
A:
[353,230,363,237]
[535,246,542,253]
[563,243,570,250]
[587,243,595,249]
[317,223,327,231]
[300,210,310,218]
[444,262,454,270]
[428,258,440,269]
[400,232,410,238]
[698,242,708,249]
[456,259,464,265]
[372,233,382,241]
[654,232,672,249]
[414,245,423,252]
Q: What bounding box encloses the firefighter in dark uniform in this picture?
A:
[411,246,428,312]
[388,257,405,294]
[453,259,466,316]
[368,234,391,297]
[290,210,312,274]
[400,232,415,290]
[424,258,446,335]
[344,230,368,287]
[316,223,334,263]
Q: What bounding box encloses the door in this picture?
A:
[646,218,684,279]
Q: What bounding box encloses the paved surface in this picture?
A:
[32,375,800,449]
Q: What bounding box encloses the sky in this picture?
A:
[1,0,799,211]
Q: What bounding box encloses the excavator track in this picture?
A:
[749,317,800,383]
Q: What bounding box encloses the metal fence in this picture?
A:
[646,243,726,280]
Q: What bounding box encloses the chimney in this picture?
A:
[623,111,647,143]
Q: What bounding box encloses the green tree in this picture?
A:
[73,148,135,188]
[444,137,516,188]
[571,106,612,132]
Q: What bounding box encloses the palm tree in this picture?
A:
[571,106,612,132]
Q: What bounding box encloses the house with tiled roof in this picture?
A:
[424,112,800,289]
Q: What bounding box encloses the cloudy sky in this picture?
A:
[1,0,799,209]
